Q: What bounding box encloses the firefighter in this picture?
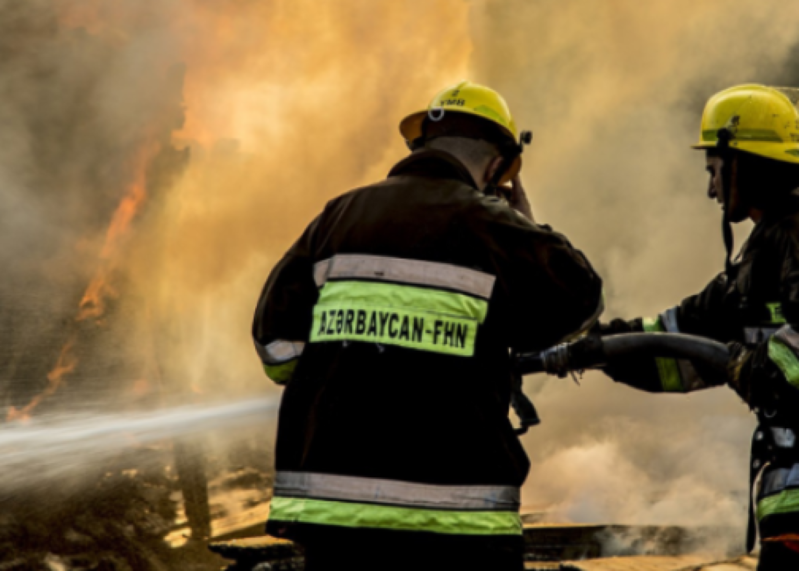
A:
[597,84,799,569]
[252,80,603,571]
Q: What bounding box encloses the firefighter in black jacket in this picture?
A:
[252,81,603,571]
[598,85,799,569]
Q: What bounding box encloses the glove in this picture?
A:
[726,341,748,400]
[532,333,606,378]
[726,340,779,407]
[565,333,607,371]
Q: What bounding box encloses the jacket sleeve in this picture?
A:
[503,223,604,352]
[730,228,799,414]
[599,273,730,393]
[252,215,321,385]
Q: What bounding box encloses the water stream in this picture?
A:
[0,397,279,494]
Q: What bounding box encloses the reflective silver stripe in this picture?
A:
[254,339,305,365]
[760,463,799,497]
[775,324,799,352]
[660,307,680,333]
[744,327,780,344]
[658,307,705,391]
[772,427,797,448]
[313,255,496,299]
[313,258,332,289]
[274,471,519,511]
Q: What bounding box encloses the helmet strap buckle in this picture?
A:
[717,127,736,275]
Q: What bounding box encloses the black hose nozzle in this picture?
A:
[516,332,730,377]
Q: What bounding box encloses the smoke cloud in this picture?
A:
[3,0,799,549]
[470,0,799,542]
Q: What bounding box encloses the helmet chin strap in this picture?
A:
[717,127,736,276]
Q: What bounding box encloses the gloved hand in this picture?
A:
[726,341,750,401]
[506,175,534,222]
[726,338,799,412]
[726,340,778,406]
[565,333,607,371]
[531,333,606,378]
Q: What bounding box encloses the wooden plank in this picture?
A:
[697,566,749,571]
[524,563,561,570]
[561,555,717,571]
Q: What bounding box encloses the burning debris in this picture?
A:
[208,524,758,571]
[0,449,218,571]
[0,402,277,570]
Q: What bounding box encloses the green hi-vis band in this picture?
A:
[264,361,297,385]
[768,337,799,390]
[268,496,522,536]
[767,302,787,324]
[702,129,783,143]
[643,317,684,392]
[758,488,799,521]
[309,281,488,357]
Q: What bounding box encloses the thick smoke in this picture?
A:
[125,0,474,396]
[0,0,472,410]
[471,0,799,543]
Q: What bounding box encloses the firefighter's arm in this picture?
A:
[599,273,730,393]
[252,216,321,385]
[506,225,603,351]
[596,318,662,392]
[728,231,799,410]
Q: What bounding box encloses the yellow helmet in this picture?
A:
[693,84,799,164]
[400,80,524,183]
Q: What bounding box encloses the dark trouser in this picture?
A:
[302,534,524,571]
[758,541,799,571]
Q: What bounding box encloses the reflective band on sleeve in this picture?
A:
[274,471,519,511]
[760,464,799,497]
[313,255,496,299]
[313,258,332,289]
[758,488,799,521]
[642,317,662,332]
[744,327,780,344]
[268,496,522,536]
[775,325,799,352]
[767,302,787,325]
[310,281,488,357]
[660,307,680,333]
[643,316,684,392]
[264,361,297,384]
[772,428,798,449]
[659,307,709,391]
[768,334,799,390]
[257,340,305,364]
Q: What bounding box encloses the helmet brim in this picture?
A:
[691,140,799,164]
[399,108,517,143]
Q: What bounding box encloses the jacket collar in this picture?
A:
[387,149,479,190]
[758,187,799,228]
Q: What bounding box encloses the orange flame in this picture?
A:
[79,169,147,322]
[6,150,154,422]
[6,338,78,422]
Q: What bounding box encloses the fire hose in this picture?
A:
[510,333,729,434]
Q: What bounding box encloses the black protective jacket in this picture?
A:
[252,150,602,550]
[601,191,799,549]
